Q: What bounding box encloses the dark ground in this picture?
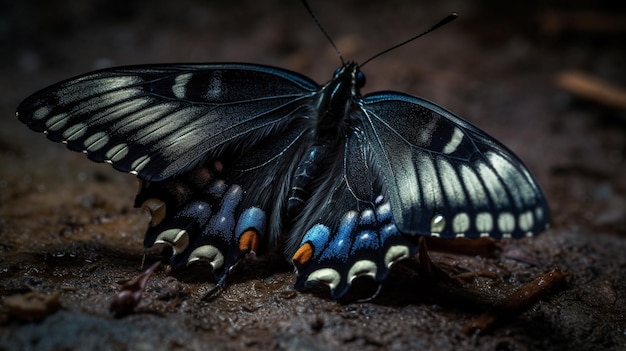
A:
[1,1,625,350]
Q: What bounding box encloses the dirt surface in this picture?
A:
[1,1,626,350]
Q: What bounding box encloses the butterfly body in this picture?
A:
[17,60,549,299]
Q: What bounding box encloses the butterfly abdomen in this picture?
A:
[287,144,333,218]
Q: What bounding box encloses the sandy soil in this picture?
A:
[1,1,625,350]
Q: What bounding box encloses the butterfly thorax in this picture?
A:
[315,63,363,139]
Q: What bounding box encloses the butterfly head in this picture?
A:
[332,62,366,95]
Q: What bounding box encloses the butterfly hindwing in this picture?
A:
[290,127,418,299]
[129,88,318,281]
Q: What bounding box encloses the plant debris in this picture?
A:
[109,261,161,318]
[463,268,568,335]
[3,290,62,322]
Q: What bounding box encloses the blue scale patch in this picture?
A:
[180,201,213,219]
[379,223,399,242]
[350,230,378,253]
[302,224,331,260]
[319,211,358,261]
[358,208,376,226]
[295,200,416,297]
[209,185,242,241]
[234,206,267,239]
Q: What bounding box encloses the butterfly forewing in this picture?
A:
[17,64,319,181]
[361,92,549,239]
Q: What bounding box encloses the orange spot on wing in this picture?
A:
[292,243,313,265]
[239,230,259,252]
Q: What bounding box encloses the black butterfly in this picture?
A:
[16,12,548,300]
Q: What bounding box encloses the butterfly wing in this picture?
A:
[361,92,549,239]
[17,63,319,181]
[17,63,323,284]
[135,123,313,282]
[290,129,418,299]
[290,89,550,298]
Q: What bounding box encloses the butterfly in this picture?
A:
[16,10,549,300]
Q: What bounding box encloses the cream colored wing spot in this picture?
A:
[105,143,129,162]
[452,212,470,234]
[32,106,52,120]
[384,245,410,268]
[154,229,189,255]
[188,245,225,271]
[306,268,341,290]
[141,198,166,226]
[84,132,110,152]
[519,210,534,232]
[173,73,193,99]
[497,212,516,234]
[44,113,68,131]
[430,214,446,234]
[131,155,151,174]
[476,212,493,234]
[62,122,87,141]
[347,260,377,283]
[443,127,464,154]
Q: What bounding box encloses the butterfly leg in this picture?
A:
[291,199,419,299]
[135,161,266,289]
[417,236,434,277]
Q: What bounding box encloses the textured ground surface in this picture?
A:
[1,1,625,350]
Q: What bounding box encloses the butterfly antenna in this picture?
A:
[301,0,344,65]
[361,12,458,67]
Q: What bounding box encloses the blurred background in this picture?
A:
[1,1,625,350]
